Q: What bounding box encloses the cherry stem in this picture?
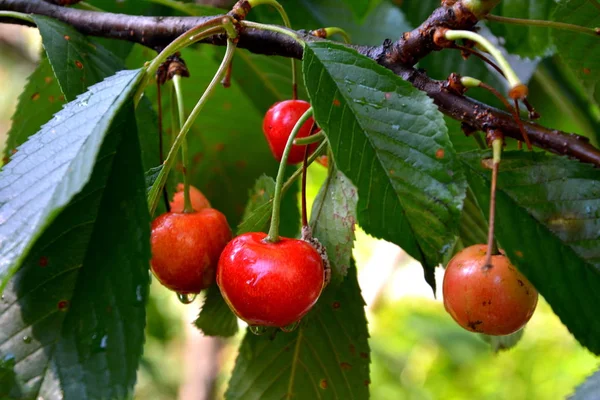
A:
[323,27,351,43]
[486,14,599,37]
[246,0,297,99]
[265,107,314,243]
[445,29,526,99]
[134,18,226,105]
[156,80,171,213]
[485,138,503,266]
[293,131,325,145]
[172,74,193,213]
[301,146,309,227]
[147,39,237,215]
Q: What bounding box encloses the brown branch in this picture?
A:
[1,0,600,166]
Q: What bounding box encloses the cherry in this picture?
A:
[151,208,231,294]
[170,183,211,213]
[443,244,538,335]
[217,232,325,327]
[262,100,319,164]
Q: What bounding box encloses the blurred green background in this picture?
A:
[0,23,597,400]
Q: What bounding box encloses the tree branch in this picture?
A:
[1,0,599,166]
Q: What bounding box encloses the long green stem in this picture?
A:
[147,39,237,215]
[265,107,314,243]
[293,131,325,145]
[445,29,525,98]
[486,14,599,37]
[0,11,34,23]
[172,75,193,213]
[485,139,503,265]
[134,20,225,105]
[323,27,351,43]
[247,0,297,99]
[240,20,303,44]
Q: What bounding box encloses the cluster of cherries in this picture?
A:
[151,98,538,337]
[150,99,325,329]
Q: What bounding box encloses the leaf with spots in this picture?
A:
[461,150,600,354]
[0,103,150,399]
[225,262,370,400]
[0,69,144,290]
[310,168,358,283]
[552,0,600,106]
[303,42,467,287]
[3,55,65,160]
[31,15,124,102]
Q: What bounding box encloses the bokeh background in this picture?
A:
[0,20,597,400]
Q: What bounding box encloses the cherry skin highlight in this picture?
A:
[262,100,319,164]
[443,244,538,336]
[151,209,231,294]
[217,232,325,327]
[170,183,211,212]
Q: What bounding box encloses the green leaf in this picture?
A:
[225,263,370,400]
[0,68,144,290]
[3,55,65,159]
[553,0,600,106]
[310,168,358,283]
[145,165,163,194]
[341,0,382,21]
[393,0,438,29]
[237,175,278,235]
[0,104,150,399]
[458,186,488,249]
[253,0,411,46]
[31,15,124,102]
[461,150,600,354]
[303,42,467,278]
[570,368,600,400]
[487,0,557,58]
[194,284,238,337]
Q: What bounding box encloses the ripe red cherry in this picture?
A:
[443,244,538,335]
[217,232,325,327]
[262,100,319,164]
[170,183,211,213]
[151,209,231,294]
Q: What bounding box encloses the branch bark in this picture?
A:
[1,0,599,166]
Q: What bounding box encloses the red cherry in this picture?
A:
[151,209,232,294]
[262,100,319,164]
[217,232,325,327]
[170,183,211,213]
[443,244,538,335]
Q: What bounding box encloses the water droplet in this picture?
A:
[280,321,300,333]
[99,335,108,350]
[249,325,268,335]
[391,124,400,130]
[135,285,143,302]
[176,292,196,304]
[1,294,6,302]
[22,336,32,344]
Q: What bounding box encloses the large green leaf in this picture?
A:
[0,68,144,290]
[310,168,358,283]
[303,42,467,279]
[3,55,65,160]
[0,104,150,399]
[31,15,124,102]
[194,284,238,337]
[340,0,382,21]
[461,150,600,354]
[225,263,369,400]
[553,0,600,106]
[487,0,557,58]
[571,368,600,400]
